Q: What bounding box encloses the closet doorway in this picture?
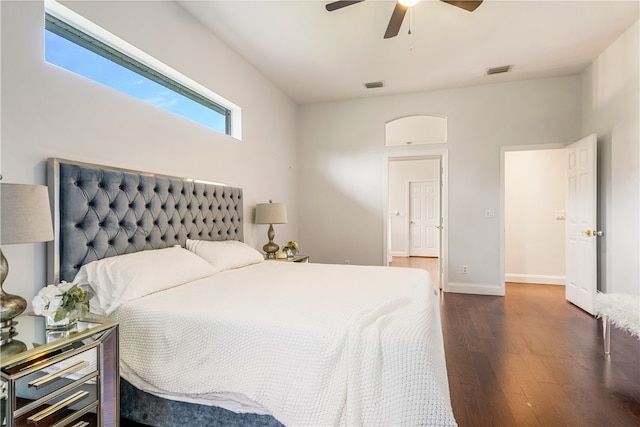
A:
[503,147,567,289]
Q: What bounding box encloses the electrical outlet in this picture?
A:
[462,265,469,274]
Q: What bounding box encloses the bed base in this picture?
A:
[120,379,283,427]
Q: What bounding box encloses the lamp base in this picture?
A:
[0,292,26,329]
[0,338,27,358]
[263,242,280,259]
[263,224,279,259]
[0,248,27,329]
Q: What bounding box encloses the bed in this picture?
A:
[47,158,457,427]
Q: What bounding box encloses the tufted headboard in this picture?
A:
[47,158,243,283]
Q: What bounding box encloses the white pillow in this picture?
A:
[186,239,264,272]
[73,246,217,316]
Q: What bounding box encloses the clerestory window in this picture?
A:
[44,1,241,138]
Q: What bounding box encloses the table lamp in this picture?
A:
[1,183,54,329]
[255,200,287,259]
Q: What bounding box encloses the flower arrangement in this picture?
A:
[32,281,93,322]
[282,241,299,257]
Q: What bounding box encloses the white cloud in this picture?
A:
[145,91,178,109]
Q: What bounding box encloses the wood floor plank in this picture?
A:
[469,351,518,426]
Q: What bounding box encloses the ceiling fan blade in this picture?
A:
[440,1,483,12]
[326,1,366,12]
[384,2,408,39]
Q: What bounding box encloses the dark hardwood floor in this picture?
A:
[390,255,440,289]
[441,282,640,427]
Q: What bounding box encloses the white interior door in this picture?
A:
[409,180,440,257]
[565,134,598,314]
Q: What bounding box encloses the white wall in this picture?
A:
[0,1,298,306]
[580,20,640,295]
[299,76,580,294]
[505,149,566,285]
[388,158,440,256]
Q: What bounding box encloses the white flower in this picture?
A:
[32,284,64,317]
[31,294,49,315]
[41,284,63,299]
[32,281,94,321]
[57,281,74,293]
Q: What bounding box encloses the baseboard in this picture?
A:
[445,282,504,296]
[391,251,409,257]
[505,273,565,286]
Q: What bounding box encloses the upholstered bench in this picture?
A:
[594,293,640,354]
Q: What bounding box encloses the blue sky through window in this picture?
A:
[45,30,227,133]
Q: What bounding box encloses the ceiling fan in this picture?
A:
[326,0,483,39]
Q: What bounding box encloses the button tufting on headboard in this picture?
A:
[50,160,244,282]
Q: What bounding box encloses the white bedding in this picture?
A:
[108,261,456,426]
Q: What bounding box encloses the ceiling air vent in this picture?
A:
[365,81,384,89]
[486,65,513,75]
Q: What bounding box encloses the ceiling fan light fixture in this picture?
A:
[327,0,483,39]
[398,0,421,7]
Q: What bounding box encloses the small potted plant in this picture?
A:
[32,281,93,330]
[282,241,299,259]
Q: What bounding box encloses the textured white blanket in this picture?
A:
[110,262,457,426]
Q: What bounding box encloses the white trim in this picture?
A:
[391,251,410,257]
[446,282,504,296]
[384,115,448,146]
[505,273,566,286]
[383,148,448,290]
[44,0,242,140]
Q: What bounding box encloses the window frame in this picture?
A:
[44,0,242,139]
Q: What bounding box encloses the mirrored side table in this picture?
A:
[1,314,119,427]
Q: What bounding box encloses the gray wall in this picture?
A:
[0,0,299,306]
[298,77,580,294]
[1,1,636,302]
[298,19,639,297]
[580,21,639,295]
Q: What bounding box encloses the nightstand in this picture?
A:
[273,255,309,263]
[1,314,119,427]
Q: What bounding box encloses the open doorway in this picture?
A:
[501,136,599,311]
[385,152,447,290]
[503,147,567,290]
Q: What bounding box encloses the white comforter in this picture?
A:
[109,262,456,426]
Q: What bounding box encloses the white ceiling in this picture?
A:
[179,0,639,105]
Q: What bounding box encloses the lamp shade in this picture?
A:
[1,184,54,245]
[255,202,287,225]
